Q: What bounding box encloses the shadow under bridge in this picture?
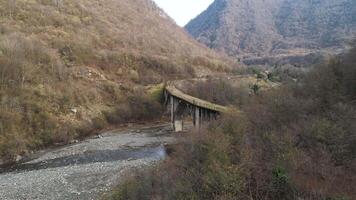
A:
[164,83,228,132]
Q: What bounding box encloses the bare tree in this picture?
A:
[6,0,17,19]
[0,34,41,89]
[52,0,63,10]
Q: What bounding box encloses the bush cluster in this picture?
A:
[104,90,163,124]
[107,46,356,200]
[186,79,250,107]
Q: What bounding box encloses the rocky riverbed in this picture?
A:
[0,124,175,200]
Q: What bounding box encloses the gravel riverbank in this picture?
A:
[0,124,174,200]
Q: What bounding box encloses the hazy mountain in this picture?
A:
[186,0,356,65]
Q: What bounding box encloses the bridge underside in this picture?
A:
[165,91,220,131]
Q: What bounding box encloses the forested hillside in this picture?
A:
[107,44,356,200]
[0,0,233,162]
[186,0,356,65]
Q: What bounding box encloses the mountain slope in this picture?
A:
[0,0,233,161]
[185,0,356,65]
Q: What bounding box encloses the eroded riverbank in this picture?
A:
[0,124,175,200]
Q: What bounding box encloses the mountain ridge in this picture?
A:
[186,0,356,65]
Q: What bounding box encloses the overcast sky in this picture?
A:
[152,0,214,27]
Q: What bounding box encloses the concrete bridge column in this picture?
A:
[170,96,180,130]
[202,109,210,122]
[194,107,200,127]
[170,96,174,127]
[203,109,208,121]
[207,110,211,121]
[165,85,227,131]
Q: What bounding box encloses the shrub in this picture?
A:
[186,79,249,106]
[105,114,247,200]
[0,33,65,88]
[92,117,108,130]
[104,90,163,124]
[0,108,27,159]
[271,167,294,199]
[109,46,356,200]
[251,83,260,94]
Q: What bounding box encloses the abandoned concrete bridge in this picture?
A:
[164,83,229,131]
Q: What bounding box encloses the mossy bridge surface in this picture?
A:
[164,82,229,131]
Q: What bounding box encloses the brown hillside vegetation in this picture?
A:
[105,46,356,200]
[186,0,356,66]
[0,0,234,162]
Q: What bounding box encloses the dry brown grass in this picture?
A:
[0,0,233,77]
[0,0,236,162]
[105,47,356,200]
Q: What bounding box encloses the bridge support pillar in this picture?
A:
[166,85,226,131]
[170,96,174,128]
[170,96,181,131]
[194,107,200,128]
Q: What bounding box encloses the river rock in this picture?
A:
[70,139,79,144]
[15,155,22,162]
[0,124,174,200]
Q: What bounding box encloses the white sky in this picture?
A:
[152,0,214,27]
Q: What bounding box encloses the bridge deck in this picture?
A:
[165,84,228,113]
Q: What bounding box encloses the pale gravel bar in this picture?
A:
[0,124,174,200]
